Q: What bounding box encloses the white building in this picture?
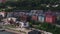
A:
[0,12,6,17]
[19,21,29,28]
[7,17,16,22]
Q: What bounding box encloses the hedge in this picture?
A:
[29,20,60,34]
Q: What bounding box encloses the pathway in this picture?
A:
[5,27,52,34]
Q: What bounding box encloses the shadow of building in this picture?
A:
[28,30,41,34]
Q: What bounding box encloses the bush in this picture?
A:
[53,27,60,34]
[29,21,60,34]
[30,20,40,25]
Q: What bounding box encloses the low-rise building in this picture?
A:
[0,11,6,18]
[19,21,29,28]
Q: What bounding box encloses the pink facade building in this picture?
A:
[45,15,56,24]
[32,15,38,21]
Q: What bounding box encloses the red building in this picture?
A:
[45,10,57,23]
[45,15,56,24]
[31,15,38,21]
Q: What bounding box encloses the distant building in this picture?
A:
[31,15,38,21]
[7,12,14,17]
[38,14,45,22]
[19,21,29,28]
[0,0,6,3]
[0,11,6,17]
[7,17,16,22]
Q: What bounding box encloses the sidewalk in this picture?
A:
[5,28,26,34]
[5,29,20,34]
[6,27,52,34]
[6,27,31,34]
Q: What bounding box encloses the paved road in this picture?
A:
[0,31,15,34]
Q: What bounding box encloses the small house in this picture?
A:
[45,15,56,24]
[19,21,29,28]
[23,21,29,28]
[38,14,45,22]
[7,17,16,22]
[56,12,60,20]
[45,10,56,24]
[31,15,38,21]
[55,12,60,25]
[7,12,14,17]
[0,11,6,18]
